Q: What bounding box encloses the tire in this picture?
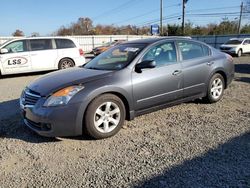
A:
[58,58,75,69]
[84,94,126,139]
[205,73,225,103]
[237,49,242,57]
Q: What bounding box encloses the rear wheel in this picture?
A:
[84,94,125,139]
[58,58,75,69]
[205,73,225,103]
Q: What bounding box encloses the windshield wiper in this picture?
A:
[86,66,100,70]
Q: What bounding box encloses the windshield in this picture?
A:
[0,39,13,48]
[225,40,242,45]
[84,43,146,71]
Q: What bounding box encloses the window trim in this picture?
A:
[176,40,211,61]
[28,39,54,52]
[3,39,28,54]
[55,38,76,49]
[136,40,180,69]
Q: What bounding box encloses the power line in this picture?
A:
[134,10,248,28]
[186,5,239,13]
[112,3,180,25]
[92,0,142,21]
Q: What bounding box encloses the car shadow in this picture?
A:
[235,64,250,74]
[235,77,250,84]
[135,131,250,188]
[0,99,60,143]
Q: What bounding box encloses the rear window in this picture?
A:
[178,41,209,60]
[30,39,52,51]
[55,39,76,49]
[202,45,210,56]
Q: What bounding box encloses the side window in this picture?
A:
[4,40,27,53]
[178,41,206,60]
[202,45,210,56]
[243,40,250,45]
[30,39,52,51]
[142,42,177,67]
[55,39,76,49]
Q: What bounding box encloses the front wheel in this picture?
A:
[84,94,126,139]
[237,49,242,57]
[205,73,225,103]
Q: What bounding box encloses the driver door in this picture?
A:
[0,40,31,74]
[132,41,183,111]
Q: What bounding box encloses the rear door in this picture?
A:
[132,41,183,111]
[0,40,32,74]
[55,38,78,59]
[29,39,58,70]
[177,40,214,98]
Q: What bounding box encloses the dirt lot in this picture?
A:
[0,56,249,187]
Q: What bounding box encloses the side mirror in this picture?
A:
[0,48,8,54]
[135,60,156,73]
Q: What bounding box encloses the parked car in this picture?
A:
[0,37,86,76]
[92,40,126,56]
[20,37,234,139]
[220,38,250,57]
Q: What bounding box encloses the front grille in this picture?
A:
[24,118,51,131]
[25,118,42,130]
[220,47,231,50]
[21,89,41,107]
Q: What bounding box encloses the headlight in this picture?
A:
[43,85,84,107]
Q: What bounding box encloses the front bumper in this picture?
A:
[220,49,237,55]
[20,99,84,137]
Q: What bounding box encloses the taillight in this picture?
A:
[79,49,84,56]
[226,54,233,63]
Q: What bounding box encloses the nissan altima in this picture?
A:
[20,37,234,139]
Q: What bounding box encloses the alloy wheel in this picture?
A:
[210,78,223,100]
[94,102,121,133]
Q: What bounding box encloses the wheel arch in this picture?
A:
[58,57,75,69]
[83,91,131,122]
[215,70,227,88]
[207,69,228,89]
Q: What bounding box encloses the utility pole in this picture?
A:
[160,0,163,35]
[182,0,186,36]
[238,2,243,34]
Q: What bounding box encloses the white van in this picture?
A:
[0,37,86,75]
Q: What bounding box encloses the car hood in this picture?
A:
[28,67,112,96]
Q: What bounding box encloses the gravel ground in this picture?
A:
[0,56,249,188]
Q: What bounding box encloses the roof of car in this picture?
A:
[230,38,250,41]
[124,36,192,44]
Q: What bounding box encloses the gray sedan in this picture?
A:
[20,37,234,139]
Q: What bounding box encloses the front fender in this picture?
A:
[74,85,133,135]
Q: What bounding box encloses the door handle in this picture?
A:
[207,62,214,66]
[172,70,182,76]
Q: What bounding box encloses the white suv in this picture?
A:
[220,38,250,57]
[0,37,86,76]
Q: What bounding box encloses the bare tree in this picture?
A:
[31,32,40,37]
[12,29,24,36]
